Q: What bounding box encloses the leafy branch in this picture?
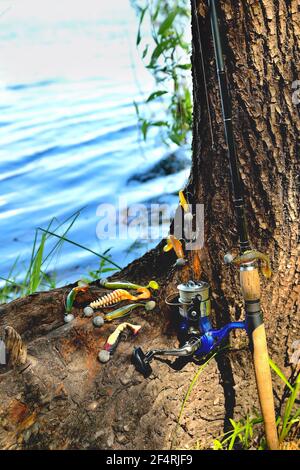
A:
[131,0,192,147]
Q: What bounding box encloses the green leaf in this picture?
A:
[170,133,182,145]
[228,431,238,450]
[102,267,118,273]
[171,349,222,450]
[141,120,150,140]
[146,90,168,102]
[176,63,191,70]
[152,4,160,22]
[142,44,149,59]
[29,233,46,293]
[149,42,165,66]
[133,100,140,118]
[269,358,293,392]
[136,6,147,46]
[229,418,239,431]
[152,120,168,127]
[158,10,177,36]
[38,228,122,270]
[213,439,223,450]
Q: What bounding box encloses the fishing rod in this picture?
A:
[207,0,279,449]
[132,0,278,450]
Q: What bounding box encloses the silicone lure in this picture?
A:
[90,287,151,309]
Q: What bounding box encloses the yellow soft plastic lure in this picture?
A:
[179,190,189,213]
[105,300,156,322]
[90,287,151,309]
[99,279,159,291]
[104,322,141,352]
[163,234,185,259]
[232,250,272,278]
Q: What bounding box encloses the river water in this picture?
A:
[0,0,191,286]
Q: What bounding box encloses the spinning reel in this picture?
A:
[132,280,246,376]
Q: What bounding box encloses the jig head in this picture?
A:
[224,250,272,278]
[93,316,104,328]
[89,287,151,309]
[98,322,142,363]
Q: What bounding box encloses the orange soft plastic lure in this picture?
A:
[231,250,272,278]
[163,235,185,259]
[89,287,151,309]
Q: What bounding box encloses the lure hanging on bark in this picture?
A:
[163,235,184,258]
[163,191,196,268]
[179,190,190,213]
[98,322,142,363]
[164,234,187,268]
[164,234,186,264]
[224,250,272,279]
[89,287,151,309]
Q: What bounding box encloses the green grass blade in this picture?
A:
[42,211,81,268]
[0,276,26,289]
[29,233,46,294]
[158,10,177,36]
[280,372,300,441]
[283,409,300,440]
[269,357,293,392]
[171,350,219,449]
[24,229,38,286]
[38,228,122,270]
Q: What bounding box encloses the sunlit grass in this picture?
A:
[0,211,120,304]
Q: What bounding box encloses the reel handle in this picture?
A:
[132,339,201,377]
[240,266,279,450]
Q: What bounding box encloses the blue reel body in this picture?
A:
[179,316,246,358]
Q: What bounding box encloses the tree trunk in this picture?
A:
[0,0,299,450]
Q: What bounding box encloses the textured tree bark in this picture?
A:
[0,0,299,450]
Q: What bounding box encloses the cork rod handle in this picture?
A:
[240,268,279,450]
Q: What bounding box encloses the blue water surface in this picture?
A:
[0,0,191,286]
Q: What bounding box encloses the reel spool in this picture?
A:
[177,280,211,319]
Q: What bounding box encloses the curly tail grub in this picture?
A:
[90,287,151,309]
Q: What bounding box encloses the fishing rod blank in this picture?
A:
[208,0,279,450]
[209,0,249,253]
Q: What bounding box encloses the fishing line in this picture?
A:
[192,0,215,149]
